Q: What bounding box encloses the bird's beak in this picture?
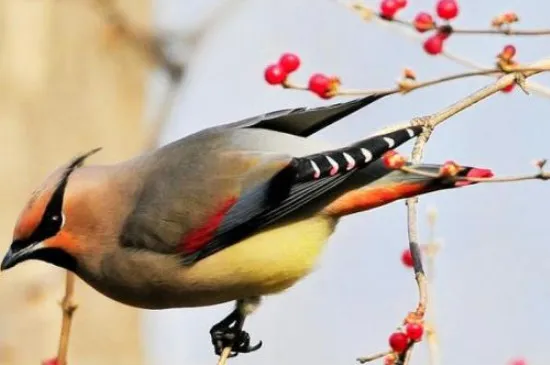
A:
[1,241,44,271]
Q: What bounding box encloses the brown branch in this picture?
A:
[339,1,550,98]
[283,66,550,98]
[378,14,550,36]
[400,165,550,183]
[452,28,550,35]
[216,347,233,365]
[357,350,391,364]
[393,56,550,365]
[56,272,78,365]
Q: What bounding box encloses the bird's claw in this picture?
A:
[210,327,262,357]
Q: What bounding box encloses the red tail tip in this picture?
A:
[466,168,494,178]
[455,167,494,187]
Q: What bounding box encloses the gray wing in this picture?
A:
[215,93,391,137]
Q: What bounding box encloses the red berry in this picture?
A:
[501,83,515,93]
[308,73,332,99]
[395,0,407,9]
[405,323,424,341]
[436,0,459,20]
[389,332,409,353]
[380,0,400,19]
[264,64,287,85]
[503,45,516,58]
[414,12,435,32]
[278,53,301,73]
[42,358,59,365]
[500,44,516,61]
[401,249,414,268]
[423,34,445,55]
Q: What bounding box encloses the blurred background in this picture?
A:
[0,0,549,365]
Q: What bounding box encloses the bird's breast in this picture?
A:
[83,215,338,309]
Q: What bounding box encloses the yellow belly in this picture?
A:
[86,214,339,309]
[181,214,338,301]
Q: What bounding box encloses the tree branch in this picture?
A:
[56,272,78,365]
[394,55,550,365]
[282,66,550,97]
[338,1,550,98]
[216,347,233,365]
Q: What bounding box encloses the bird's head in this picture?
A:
[1,148,102,272]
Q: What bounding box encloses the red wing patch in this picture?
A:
[178,197,238,253]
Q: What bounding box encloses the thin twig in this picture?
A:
[344,2,550,36]
[283,66,550,97]
[339,1,550,98]
[357,350,391,364]
[393,55,550,365]
[216,347,233,365]
[452,28,550,35]
[379,14,550,36]
[400,165,550,183]
[56,272,78,365]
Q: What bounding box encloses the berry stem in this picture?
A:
[342,2,550,98]
[357,350,391,364]
[357,6,550,37]
[280,66,550,98]
[400,165,550,184]
[446,28,550,35]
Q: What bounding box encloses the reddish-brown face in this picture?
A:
[2,148,101,272]
[2,166,79,272]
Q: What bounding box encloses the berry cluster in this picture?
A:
[385,322,425,363]
[264,53,300,85]
[264,53,341,99]
[379,0,459,55]
[420,0,459,55]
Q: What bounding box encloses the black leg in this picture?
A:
[209,307,262,357]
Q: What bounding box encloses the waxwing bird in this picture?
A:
[1,94,492,357]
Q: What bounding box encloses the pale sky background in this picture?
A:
[142,1,550,365]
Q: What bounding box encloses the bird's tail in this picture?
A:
[323,162,493,218]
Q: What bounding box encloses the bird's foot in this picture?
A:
[210,326,262,357]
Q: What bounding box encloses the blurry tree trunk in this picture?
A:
[0,0,150,364]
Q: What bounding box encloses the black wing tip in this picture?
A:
[298,92,394,137]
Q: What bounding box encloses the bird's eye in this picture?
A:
[49,214,64,228]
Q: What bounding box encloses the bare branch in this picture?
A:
[357,350,391,364]
[56,272,78,365]
[282,66,550,97]
[216,347,233,365]
[338,1,550,98]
